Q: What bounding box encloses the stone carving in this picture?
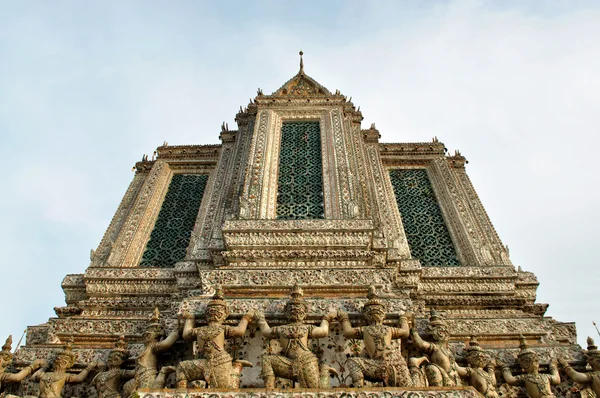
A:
[338,286,413,387]
[200,268,394,287]
[456,336,498,398]
[122,309,179,398]
[0,336,46,396]
[257,284,336,388]
[91,336,135,398]
[31,337,98,398]
[133,389,482,398]
[176,286,254,389]
[411,309,463,386]
[559,337,600,397]
[500,336,560,398]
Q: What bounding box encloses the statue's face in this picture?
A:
[0,354,12,371]
[430,325,449,342]
[108,353,124,368]
[143,331,158,344]
[54,355,71,371]
[286,303,307,322]
[588,355,600,370]
[364,307,385,324]
[518,354,538,373]
[206,305,228,323]
[467,352,487,368]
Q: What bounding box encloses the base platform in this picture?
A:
[135,387,483,398]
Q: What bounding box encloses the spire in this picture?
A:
[271,51,331,96]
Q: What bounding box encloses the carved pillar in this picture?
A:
[365,145,411,260]
[189,117,256,260]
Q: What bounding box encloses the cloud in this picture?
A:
[0,1,598,346]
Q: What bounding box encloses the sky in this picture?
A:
[0,0,599,350]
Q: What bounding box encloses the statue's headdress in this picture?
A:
[1,335,13,362]
[109,335,129,360]
[466,336,486,357]
[284,283,308,313]
[55,336,77,367]
[424,308,446,330]
[207,286,229,312]
[585,336,600,360]
[362,286,385,313]
[517,335,538,363]
[466,336,483,352]
[146,307,165,336]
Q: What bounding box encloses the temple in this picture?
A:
[3,53,591,398]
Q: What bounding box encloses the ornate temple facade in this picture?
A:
[3,56,593,398]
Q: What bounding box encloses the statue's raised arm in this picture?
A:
[260,284,332,388]
[411,309,462,387]
[339,286,413,388]
[35,337,98,398]
[560,337,600,397]
[91,335,135,398]
[501,335,560,398]
[122,308,177,397]
[0,335,46,394]
[175,286,254,389]
[458,336,499,398]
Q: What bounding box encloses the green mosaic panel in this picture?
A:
[277,121,324,219]
[389,169,461,267]
[140,174,208,268]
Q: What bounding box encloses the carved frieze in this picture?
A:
[199,268,396,288]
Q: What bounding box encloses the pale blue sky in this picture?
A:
[1,0,599,348]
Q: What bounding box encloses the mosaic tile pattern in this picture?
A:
[277,121,324,219]
[140,174,208,267]
[389,169,461,267]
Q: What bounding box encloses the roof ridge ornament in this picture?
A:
[270,52,331,96]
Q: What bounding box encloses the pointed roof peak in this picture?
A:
[272,51,331,97]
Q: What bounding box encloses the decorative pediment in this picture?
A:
[273,72,331,96]
[271,51,331,96]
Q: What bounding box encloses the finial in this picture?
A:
[519,334,528,350]
[290,283,303,299]
[588,336,597,350]
[214,285,224,300]
[150,307,160,323]
[115,335,127,352]
[364,285,384,310]
[367,285,377,300]
[2,335,12,353]
[469,335,480,347]
[65,335,74,351]
[299,50,304,74]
